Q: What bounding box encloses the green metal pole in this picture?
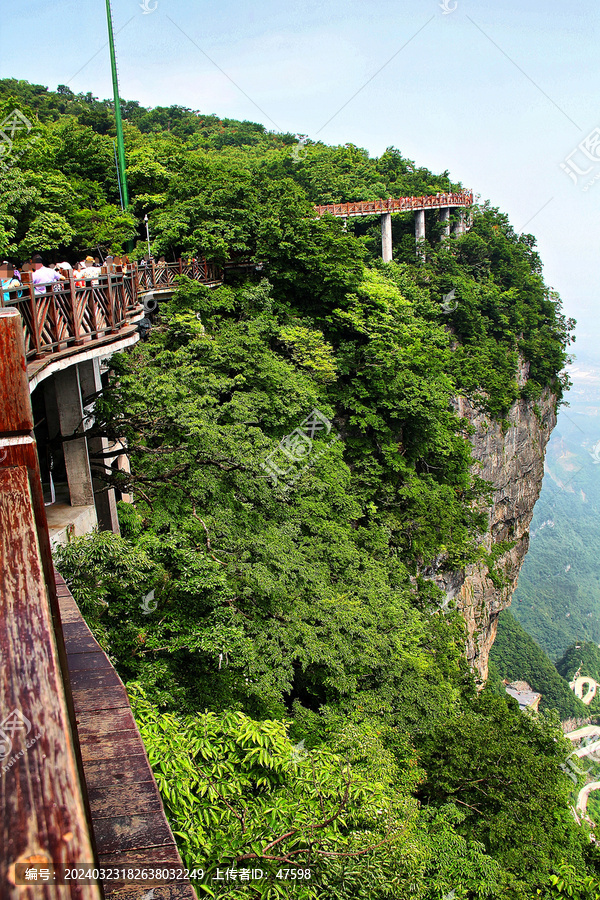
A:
[106,0,129,209]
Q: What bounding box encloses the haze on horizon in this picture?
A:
[2,0,598,366]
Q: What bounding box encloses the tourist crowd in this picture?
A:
[1,254,204,303]
[0,254,135,302]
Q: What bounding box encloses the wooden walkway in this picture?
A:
[314,190,473,218]
[26,322,141,388]
[55,572,197,900]
[0,258,222,384]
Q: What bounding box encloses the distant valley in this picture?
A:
[510,355,600,659]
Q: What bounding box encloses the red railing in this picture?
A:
[315,191,474,218]
[0,308,102,898]
[136,258,222,291]
[1,271,140,361]
[0,260,222,362]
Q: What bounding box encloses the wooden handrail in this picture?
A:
[0,260,223,363]
[0,308,101,899]
[135,258,222,291]
[314,190,474,218]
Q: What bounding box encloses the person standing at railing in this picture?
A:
[32,255,63,295]
[79,255,102,285]
[0,263,21,303]
[73,261,86,288]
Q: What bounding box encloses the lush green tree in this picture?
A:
[557,643,600,684]
[416,690,594,895]
[130,687,428,900]
[54,268,590,894]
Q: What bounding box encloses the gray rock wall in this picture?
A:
[430,383,557,682]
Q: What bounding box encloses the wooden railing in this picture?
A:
[1,271,139,361]
[315,190,474,218]
[0,308,101,899]
[0,308,197,897]
[136,258,222,291]
[0,259,222,362]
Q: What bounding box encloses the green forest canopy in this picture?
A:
[5,78,596,897]
[490,610,588,719]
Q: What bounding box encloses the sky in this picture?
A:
[2,0,599,360]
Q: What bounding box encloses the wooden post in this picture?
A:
[88,284,99,337]
[105,268,117,333]
[0,308,101,899]
[68,275,83,346]
[0,310,61,601]
[48,287,59,351]
[27,282,42,359]
[0,309,33,433]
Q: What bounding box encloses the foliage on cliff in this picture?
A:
[556,642,600,715]
[557,642,600,683]
[56,265,588,895]
[0,77,573,412]
[15,75,585,895]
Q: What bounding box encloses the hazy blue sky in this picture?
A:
[3,0,599,358]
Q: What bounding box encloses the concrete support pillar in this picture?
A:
[454,210,466,237]
[78,359,120,534]
[43,379,61,441]
[381,213,392,262]
[54,366,95,507]
[77,358,101,415]
[116,450,133,504]
[415,209,426,261]
[41,378,62,502]
[439,207,450,240]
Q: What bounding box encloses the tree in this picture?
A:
[416,690,592,893]
[491,611,587,718]
[130,687,426,899]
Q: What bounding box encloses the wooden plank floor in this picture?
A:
[55,572,197,900]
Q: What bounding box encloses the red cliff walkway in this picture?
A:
[315,190,474,261]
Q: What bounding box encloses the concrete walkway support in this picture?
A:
[439,207,450,240]
[415,209,426,261]
[454,210,467,237]
[315,192,474,261]
[415,209,426,243]
[381,212,392,262]
[53,366,96,509]
[78,359,120,535]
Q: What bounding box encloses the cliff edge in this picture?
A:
[431,372,557,682]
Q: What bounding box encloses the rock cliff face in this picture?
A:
[431,374,557,682]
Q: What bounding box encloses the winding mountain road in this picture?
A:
[577,782,600,814]
[566,725,600,741]
[565,726,600,819]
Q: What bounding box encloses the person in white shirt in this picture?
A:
[79,255,102,284]
[31,255,62,295]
